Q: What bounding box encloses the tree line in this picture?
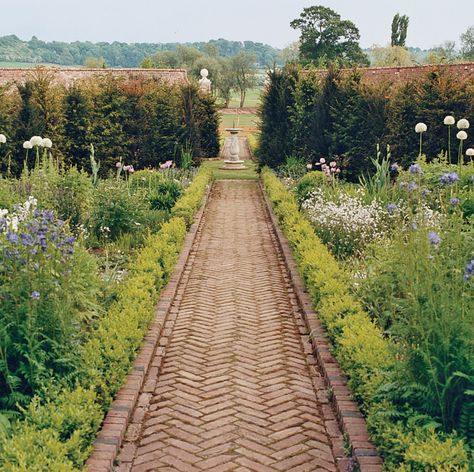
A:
[0,35,280,68]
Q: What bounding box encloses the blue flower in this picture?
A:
[30,291,40,300]
[411,222,418,231]
[20,233,35,246]
[386,203,397,213]
[390,163,399,172]
[464,259,474,281]
[408,181,417,191]
[428,232,441,247]
[6,232,18,245]
[440,172,459,185]
[409,164,423,175]
[450,197,460,206]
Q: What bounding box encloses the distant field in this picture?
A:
[224,87,262,109]
[219,112,259,142]
[0,62,78,68]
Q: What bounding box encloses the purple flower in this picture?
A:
[464,259,474,281]
[390,163,399,172]
[450,197,460,206]
[30,291,40,300]
[386,203,397,213]
[6,232,18,244]
[428,232,441,247]
[399,181,407,188]
[440,172,459,186]
[409,163,423,175]
[408,181,417,191]
[20,233,34,246]
[411,222,418,231]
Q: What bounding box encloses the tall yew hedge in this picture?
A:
[0,69,220,175]
[258,65,474,180]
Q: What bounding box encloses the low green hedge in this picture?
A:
[0,167,212,471]
[261,168,470,471]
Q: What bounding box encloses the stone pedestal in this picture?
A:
[221,128,247,170]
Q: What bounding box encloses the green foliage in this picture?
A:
[1,75,220,175]
[0,35,280,68]
[290,5,369,67]
[0,202,99,410]
[257,67,298,168]
[0,166,212,470]
[277,155,307,181]
[88,180,147,242]
[258,65,474,180]
[391,13,410,48]
[261,168,471,470]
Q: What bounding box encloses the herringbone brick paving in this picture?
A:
[117,181,345,472]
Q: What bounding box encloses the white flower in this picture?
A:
[41,138,52,148]
[23,141,33,149]
[0,134,6,144]
[319,158,326,164]
[0,209,8,218]
[30,136,43,147]
[11,216,18,232]
[415,123,427,133]
[466,148,474,157]
[457,130,468,141]
[306,163,313,170]
[457,118,470,130]
[330,161,337,168]
[443,115,455,125]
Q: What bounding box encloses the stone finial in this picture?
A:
[199,68,211,93]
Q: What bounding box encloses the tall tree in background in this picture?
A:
[460,26,474,60]
[230,52,257,108]
[391,13,409,47]
[290,6,369,67]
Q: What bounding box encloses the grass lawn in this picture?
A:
[219,113,259,129]
[0,62,72,68]
[201,159,258,180]
[224,87,262,108]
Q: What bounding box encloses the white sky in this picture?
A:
[2,0,473,50]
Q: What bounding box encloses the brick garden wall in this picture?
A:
[308,62,474,84]
[0,68,188,88]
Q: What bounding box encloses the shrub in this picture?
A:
[88,181,147,243]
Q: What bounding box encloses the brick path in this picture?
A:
[117,181,345,472]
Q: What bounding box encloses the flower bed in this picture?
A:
[0,167,212,471]
[262,167,470,471]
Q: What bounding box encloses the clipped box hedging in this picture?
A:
[261,168,470,471]
[0,167,212,471]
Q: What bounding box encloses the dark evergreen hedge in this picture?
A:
[0,70,220,175]
[257,66,474,180]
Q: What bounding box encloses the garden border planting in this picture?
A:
[261,167,472,471]
[260,175,382,472]
[86,175,212,471]
[0,167,212,471]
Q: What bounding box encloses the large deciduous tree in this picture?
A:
[290,6,369,67]
[230,52,257,108]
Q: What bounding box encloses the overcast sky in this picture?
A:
[2,0,473,50]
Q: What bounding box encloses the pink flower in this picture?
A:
[116,162,122,168]
[160,160,173,169]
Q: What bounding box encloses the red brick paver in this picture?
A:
[116,181,345,472]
